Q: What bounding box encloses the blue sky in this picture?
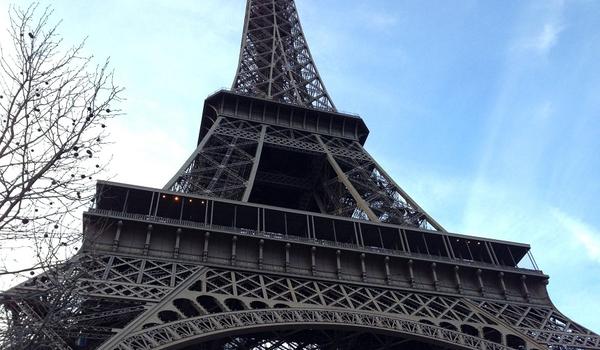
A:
[1,0,599,332]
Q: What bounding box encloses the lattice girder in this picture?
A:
[93,263,544,350]
[232,0,336,110]
[165,114,443,231]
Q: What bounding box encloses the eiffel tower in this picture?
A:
[3,1,599,349]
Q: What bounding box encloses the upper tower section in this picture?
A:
[231,0,336,111]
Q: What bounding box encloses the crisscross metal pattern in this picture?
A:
[232,0,336,111]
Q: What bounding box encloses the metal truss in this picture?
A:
[478,301,600,349]
[165,116,443,231]
[4,0,596,349]
[90,258,600,349]
[107,308,516,350]
[93,261,535,349]
[5,252,599,349]
[232,0,336,111]
[165,117,265,200]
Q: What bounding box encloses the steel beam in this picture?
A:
[163,117,223,190]
[316,135,380,223]
[242,125,267,201]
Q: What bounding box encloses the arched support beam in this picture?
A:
[105,308,521,350]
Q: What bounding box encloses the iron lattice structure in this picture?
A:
[2,0,599,349]
[232,0,335,111]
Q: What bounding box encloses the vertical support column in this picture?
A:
[143,224,153,255]
[231,236,238,266]
[476,269,485,296]
[112,220,123,251]
[454,266,463,294]
[431,263,439,291]
[311,246,317,276]
[202,232,210,262]
[284,243,291,272]
[241,124,264,198]
[173,228,181,258]
[258,239,264,269]
[498,272,507,299]
[360,253,367,282]
[336,250,342,279]
[315,135,380,223]
[521,275,530,301]
[407,259,415,287]
[384,257,391,285]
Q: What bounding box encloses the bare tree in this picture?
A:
[0,4,122,348]
[0,4,121,275]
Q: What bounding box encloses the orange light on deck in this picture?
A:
[162,195,166,199]
[188,199,193,203]
[174,196,179,201]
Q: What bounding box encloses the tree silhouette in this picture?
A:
[0,4,122,348]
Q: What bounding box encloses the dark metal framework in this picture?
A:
[2,0,598,349]
[164,91,444,231]
[232,0,335,110]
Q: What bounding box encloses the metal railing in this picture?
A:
[86,208,542,275]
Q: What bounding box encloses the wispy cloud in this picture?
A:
[363,12,398,30]
[511,1,566,56]
[519,22,564,54]
[552,208,600,263]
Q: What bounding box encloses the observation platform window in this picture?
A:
[181,197,206,223]
[125,189,153,215]
[380,227,403,251]
[285,212,308,238]
[334,220,357,245]
[156,193,183,220]
[450,238,475,261]
[212,201,235,227]
[264,209,286,235]
[361,224,383,249]
[467,240,493,264]
[236,205,258,230]
[97,185,128,212]
[422,232,448,258]
[406,231,428,255]
[491,243,530,268]
[314,216,335,242]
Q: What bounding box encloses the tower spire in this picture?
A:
[232,0,336,111]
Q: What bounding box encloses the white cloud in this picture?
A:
[524,22,564,54]
[363,12,398,30]
[552,208,600,263]
[511,1,566,56]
